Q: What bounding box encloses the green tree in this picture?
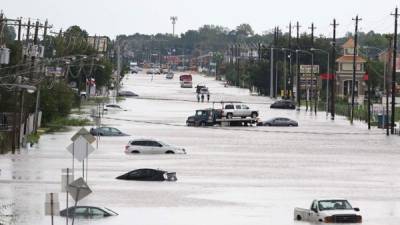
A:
[236,23,254,37]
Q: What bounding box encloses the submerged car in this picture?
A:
[258,117,298,127]
[166,72,174,79]
[270,100,296,109]
[90,127,128,136]
[118,91,138,97]
[60,206,118,218]
[125,139,186,154]
[116,168,177,181]
[103,104,126,111]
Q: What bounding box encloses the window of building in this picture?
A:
[343,80,359,96]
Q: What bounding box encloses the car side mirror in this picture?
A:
[354,207,360,212]
[312,209,318,213]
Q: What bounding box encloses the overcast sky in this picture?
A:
[2,0,399,38]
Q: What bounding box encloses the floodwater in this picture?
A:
[1,72,400,225]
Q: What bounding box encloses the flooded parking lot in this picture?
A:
[1,73,400,225]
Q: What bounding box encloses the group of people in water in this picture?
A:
[196,85,210,102]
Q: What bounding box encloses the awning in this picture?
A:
[363,73,369,81]
[320,74,335,80]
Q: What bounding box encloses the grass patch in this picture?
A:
[44,117,92,133]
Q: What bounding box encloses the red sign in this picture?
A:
[319,74,335,80]
[363,73,369,81]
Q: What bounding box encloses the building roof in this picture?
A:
[336,55,366,63]
[342,38,355,48]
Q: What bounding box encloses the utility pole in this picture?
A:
[351,15,361,124]
[170,16,178,36]
[367,62,371,130]
[32,20,41,134]
[386,35,393,136]
[270,27,276,98]
[391,7,398,134]
[275,27,280,97]
[236,44,240,86]
[330,19,338,120]
[296,22,301,107]
[116,43,121,97]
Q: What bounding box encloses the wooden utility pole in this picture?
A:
[391,8,398,134]
[330,19,338,120]
[351,15,361,124]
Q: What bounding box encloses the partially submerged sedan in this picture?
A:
[125,139,186,154]
[90,127,128,136]
[60,206,118,218]
[116,168,177,181]
[258,117,298,127]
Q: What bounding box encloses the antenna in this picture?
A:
[170,16,178,36]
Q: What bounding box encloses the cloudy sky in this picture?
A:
[1,0,399,38]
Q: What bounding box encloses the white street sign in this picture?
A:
[67,136,95,162]
[67,177,92,202]
[44,193,60,216]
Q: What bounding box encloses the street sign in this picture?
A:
[67,136,95,162]
[300,65,320,74]
[67,177,92,202]
[61,168,74,192]
[44,193,60,216]
[71,128,95,144]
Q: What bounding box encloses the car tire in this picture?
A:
[227,113,233,119]
[266,123,271,126]
[296,215,302,221]
[201,122,206,126]
[165,151,175,154]
[131,150,140,154]
[251,112,258,118]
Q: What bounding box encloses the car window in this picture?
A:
[235,105,242,109]
[110,128,120,133]
[131,141,145,146]
[242,105,249,109]
[74,207,88,215]
[311,201,318,212]
[225,105,234,109]
[149,141,162,147]
[101,127,110,132]
[90,208,106,216]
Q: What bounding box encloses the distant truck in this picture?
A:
[180,74,193,88]
[294,199,362,223]
[186,102,259,127]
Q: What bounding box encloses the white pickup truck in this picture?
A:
[294,199,362,223]
[222,103,258,119]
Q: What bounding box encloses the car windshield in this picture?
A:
[318,200,353,211]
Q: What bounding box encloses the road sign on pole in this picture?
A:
[45,193,59,225]
[66,177,92,202]
[67,136,95,162]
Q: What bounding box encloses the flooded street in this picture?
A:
[1,72,400,225]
